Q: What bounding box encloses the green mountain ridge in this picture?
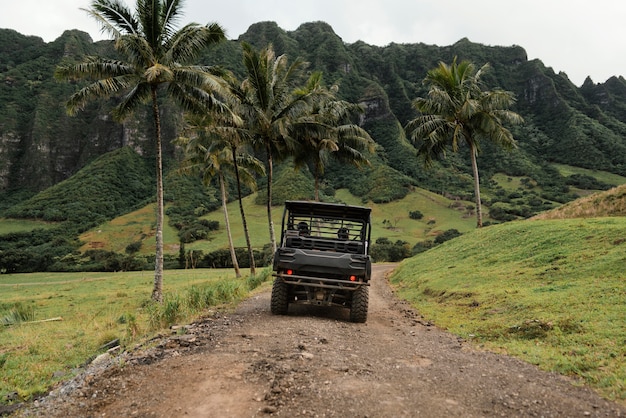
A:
[2,22,626,200]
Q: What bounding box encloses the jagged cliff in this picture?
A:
[2,22,626,202]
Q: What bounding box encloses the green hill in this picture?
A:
[534,183,626,220]
[5,146,154,226]
[72,187,477,258]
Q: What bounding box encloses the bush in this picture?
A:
[198,247,268,269]
[412,240,436,254]
[409,210,424,220]
[370,237,412,262]
[565,174,613,190]
[125,241,142,254]
[434,229,462,244]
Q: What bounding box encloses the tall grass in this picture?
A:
[0,268,271,403]
[390,217,626,404]
[144,278,251,330]
[0,303,35,325]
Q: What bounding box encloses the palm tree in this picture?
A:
[405,58,523,227]
[237,42,322,254]
[176,131,244,278]
[292,77,375,200]
[229,141,264,276]
[55,0,227,301]
[179,109,264,276]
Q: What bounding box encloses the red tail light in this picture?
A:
[286,269,293,275]
[349,275,357,281]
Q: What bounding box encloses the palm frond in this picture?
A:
[55,56,134,81]
[169,82,228,114]
[161,0,184,39]
[242,42,271,111]
[166,23,225,64]
[88,0,139,38]
[137,0,163,47]
[65,75,135,115]
[112,81,152,120]
[115,34,155,68]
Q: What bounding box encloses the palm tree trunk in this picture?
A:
[151,86,164,302]
[220,172,241,278]
[469,142,483,228]
[266,143,277,255]
[314,164,320,202]
[232,145,255,276]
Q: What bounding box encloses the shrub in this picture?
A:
[125,241,142,254]
[434,229,462,244]
[412,240,436,254]
[370,237,412,262]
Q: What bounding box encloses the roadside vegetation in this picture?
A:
[0,268,271,402]
[390,217,626,404]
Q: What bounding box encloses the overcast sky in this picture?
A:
[0,0,623,86]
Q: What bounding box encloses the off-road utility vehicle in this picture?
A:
[271,200,372,322]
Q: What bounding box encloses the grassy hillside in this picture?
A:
[533,183,626,220]
[79,188,478,256]
[5,146,154,226]
[554,163,626,186]
[390,217,626,403]
[75,163,626,258]
[78,204,180,255]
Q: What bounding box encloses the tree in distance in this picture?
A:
[405,57,523,227]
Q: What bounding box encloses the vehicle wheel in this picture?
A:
[270,278,289,315]
[350,285,369,323]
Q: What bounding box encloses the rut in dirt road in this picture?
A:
[19,264,625,418]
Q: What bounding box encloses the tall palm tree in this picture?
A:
[176,132,245,278]
[292,78,375,200]
[179,110,264,276]
[237,42,322,254]
[55,0,227,301]
[405,58,523,227]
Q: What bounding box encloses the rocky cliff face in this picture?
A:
[0,30,185,194]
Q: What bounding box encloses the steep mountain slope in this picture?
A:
[2,22,626,204]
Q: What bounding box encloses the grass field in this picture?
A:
[0,268,270,401]
[390,217,626,404]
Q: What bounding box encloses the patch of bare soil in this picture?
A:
[14,264,625,417]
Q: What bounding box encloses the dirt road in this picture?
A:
[19,264,625,417]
